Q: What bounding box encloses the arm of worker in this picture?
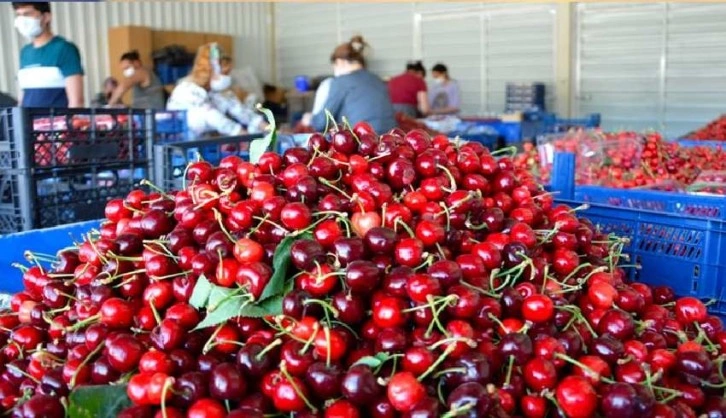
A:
[107,71,147,106]
[59,43,85,108]
[417,90,430,116]
[310,81,345,131]
[65,75,84,108]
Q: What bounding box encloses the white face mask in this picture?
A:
[15,16,43,40]
[210,74,232,92]
[122,67,135,78]
[433,77,445,85]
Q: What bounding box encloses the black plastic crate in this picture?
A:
[0,107,153,172]
[505,82,546,113]
[153,134,262,191]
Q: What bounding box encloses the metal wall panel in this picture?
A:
[575,2,726,137]
[0,2,274,106]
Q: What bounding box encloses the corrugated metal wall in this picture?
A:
[0,2,274,105]
[575,2,726,137]
[274,2,558,116]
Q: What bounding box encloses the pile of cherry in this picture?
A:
[2,124,726,418]
[514,130,726,193]
[687,114,726,142]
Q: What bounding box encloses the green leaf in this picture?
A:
[194,296,245,330]
[207,285,236,311]
[352,352,392,369]
[249,106,277,164]
[189,275,213,309]
[259,232,312,302]
[67,384,131,418]
[238,295,284,318]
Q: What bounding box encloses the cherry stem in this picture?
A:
[160,377,173,418]
[280,361,318,413]
[324,109,338,133]
[11,263,29,274]
[6,364,40,385]
[252,216,289,234]
[70,341,104,388]
[318,178,353,201]
[256,338,283,361]
[436,164,457,193]
[303,299,339,320]
[139,179,172,200]
[419,344,455,381]
[503,355,515,387]
[148,299,162,326]
[554,353,614,384]
[441,401,475,418]
[394,218,415,238]
[66,313,101,332]
[438,201,451,231]
[213,208,237,244]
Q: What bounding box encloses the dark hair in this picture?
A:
[432,63,448,74]
[330,35,367,66]
[12,2,50,13]
[406,60,426,77]
[220,55,232,65]
[120,50,141,62]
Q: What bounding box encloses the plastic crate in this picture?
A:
[155,63,174,85]
[458,119,522,144]
[677,139,724,150]
[549,152,726,221]
[0,220,101,293]
[543,113,600,133]
[558,200,726,315]
[0,107,152,172]
[574,186,726,221]
[153,134,262,191]
[155,110,190,143]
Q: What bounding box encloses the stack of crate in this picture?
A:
[0,108,153,233]
[505,82,546,113]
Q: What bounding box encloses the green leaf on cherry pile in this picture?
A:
[248,105,277,164]
[67,384,131,418]
[352,352,396,372]
[189,232,312,329]
[259,232,313,302]
[189,274,213,309]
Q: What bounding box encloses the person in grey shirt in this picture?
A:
[107,50,166,110]
[428,63,461,115]
[304,36,396,134]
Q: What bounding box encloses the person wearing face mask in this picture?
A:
[428,63,461,115]
[167,44,249,138]
[106,50,165,109]
[302,36,395,134]
[13,2,84,108]
[208,55,266,134]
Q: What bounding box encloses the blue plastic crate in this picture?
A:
[573,186,726,221]
[558,201,726,315]
[0,220,102,293]
[155,63,174,85]
[459,119,522,144]
[155,111,190,142]
[549,151,726,221]
[677,139,725,150]
[543,113,600,133]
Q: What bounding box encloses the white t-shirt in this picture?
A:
[312,77,333,114]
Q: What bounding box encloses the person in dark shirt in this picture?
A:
[92,77,118,107]
[13,2,84,108]
[303,36,396,134]
[388,61,429,118]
